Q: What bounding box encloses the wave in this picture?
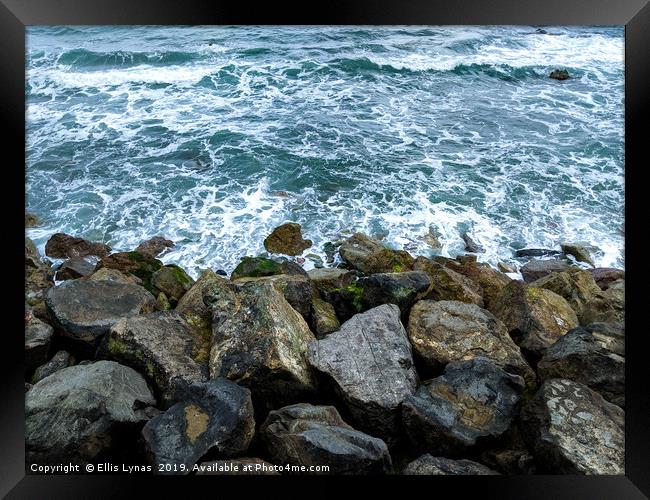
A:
[56,49,201,68]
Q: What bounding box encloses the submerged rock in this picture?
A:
[230,256,307,280]
[55,257,95,281]
[413,257,484,306]
[25,315,53,371]
[520,258,571,282]
[95,251,163,292]
[520,378,624,474]
[402,358,525,455]
[26,360,156,464]
[45,233,111,259]
[25,212,41,227]
[31,350,74,384]
[403,455,499,475]
[407,300,534,385]
[561,243,595,267]
[260,403,392,475]
[549,69,570,80]
[339,233,414,274]
[142,378,255,475]
[151,264,195,306]
[263,222,313,256]
[135,235,175,257]
[529,268,601,318]
[308,304,417,441]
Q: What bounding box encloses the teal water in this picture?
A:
[26,26,625,276]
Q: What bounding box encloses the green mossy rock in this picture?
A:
[413,257,484,307]
[95,251,163,292]
[529,268,601,320]
[151,264,195,305]
[338,233,414,274]
[230,256,307,280]
[263,222,312,256]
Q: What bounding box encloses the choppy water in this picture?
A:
[26,26,625,276]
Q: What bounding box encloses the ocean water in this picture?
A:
[26,26,625,277]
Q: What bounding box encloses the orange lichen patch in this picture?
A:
[184,404,209,443]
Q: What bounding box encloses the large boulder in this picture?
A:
[263,222,313,256]
[561,243,595,267]
[585,321,624,356]
[26,360,156,464]
[308,268,356,293]
[308,304,417,441]
[208,279,317,408]
[537,327,624,407]
[403,455,499,475]
[195,458,279,475]
[31,350,74,384]
[99,311,209,408]
[444,258,512,310]
[230,256,307,280]
[355,271,430,317]
[135,235,175,257]
[88,267,141,285]
[55,257,95,281]
[520,378,624,474]
[413,257,483,306]
[141,378,255,475]
[402,358,524,456]
[339,233,414,274]
[520,259,571,282]
[151,264,194,306]
[490,281,578,358]
[260,403,392,475]
[579,279,624,325]
[529,268,601,319]
[95,251,163,292]
[25,315,53,372]
[175,270,227,335]
[44,233,111,259]
[45,279,155,353]
[589,267,625,290]
[307,268,358,322]
[407,300,534,385]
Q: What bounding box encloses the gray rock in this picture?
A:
[403,455,499,475]
[260,403,392,474]
[25,316,53,371]
[579,279,624,325]
[55,257,95,281]
[26,360,156,464]
[537,327,624,407]
[175,270,226,336]
[308,304,417,441]
[356,271,431,317]
[585,322,624,356]
[99,311,209,408]
[407,300,534,386]
[31,350,74,384]
[520,378,624,474]
[142,378,255,475]
[88,267,142,284]
[195,458,279,475]
[521,258,571,282]
[402,358,525,455]
[339,233,414,275]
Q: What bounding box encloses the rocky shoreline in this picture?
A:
[25,219,625,475]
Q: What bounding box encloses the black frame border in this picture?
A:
[2,1,648,497]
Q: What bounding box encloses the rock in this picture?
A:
[444,258,512,310]
[260,403,392,475]
[498,262,516,273]
[422,228,442,250]
[520,258,571,282]
[579,279,624,325]
[230,256,307,280]
[402,358,525,455]
[356,271,431,317]
[142,378,255,474]
[263,222,313,256]
[490,281,579,358]
[99,311,209,408]
[25,237,53,310]
[26,212,41,227]
[54,257,95,281]
[537,327,624,407]
[95,251,163,292]
[339,233,414,274]
[25,383,32,392]
[135,235,175,257]
[515,248,561,258]
[480,448,536,475]
[520,378,624,474]
[26,360,156,464]
[25,316,53,371]
[462,232,484,253]
[305,253,324,268]
[529,268,601,318]
[585,321,624,356]
[407,300,534,385]
[535,28,548,34]
[151,264,194,305]
[413,257,483,306]
[208,279,317,408]
[549,69,570,80]
[561,243,595,267]
[175,270,226,336]
[308,268,357,321]
[155,292,171,311]
[44,233,111,259]
[31,350,74,384]
[45,279,155,353]
[310,297,340,338]
[403,455,499,475]
[308,268,356,293]
[589,267,625,290]
[195,458,279,475]
[88,267,141,284]
[308,304,417,441]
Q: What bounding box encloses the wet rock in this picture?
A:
[195,458,279,475]
[498,262,516,273]
[520,378,624,474]
[25,237,53,310]
[25,316,53,371]
[209,279,317,408]
[230,256,307,280]
[561,243,595,267]
[26,360,156,464]
[579,279,624,325]
[585,321,624,356]
[402,358,525,455]
[339,233,414,274]
[263,222,313,256]
[45,233,111,259]
[99,311,209,408]
[520,258,571,282]
[589,267,625,290]
[491,281,578,358]
[260,403,392,475]
[308,268,357,321]
[529,268,601,318]
[45,279,155,353]
[549,69,570,80]
[95,251,163,292]
[26,212,41,227]
[310,297,340,338]
[462,233,484,253]
[407,300,534,385]
[515,248,561,258]
[356,271,431,318]
[305,253,324,268]
[175,270,226,336]
[444,258,512,310]
[403,455,499,475]
[308,268,356,293]
[308,304,417,441]
[151,264,194,306]
[31,350,74,384]
[413,257,483,306]
[135,235,175,257]
[55,257,95,281]
[422,228,442,250]
[537,327,624,407]
[142,378,255,474]
[88,267,142,284]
